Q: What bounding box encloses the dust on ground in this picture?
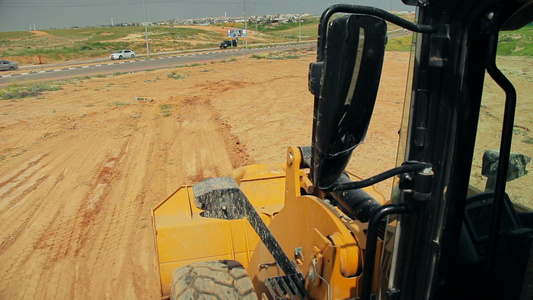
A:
[0,50,531,299]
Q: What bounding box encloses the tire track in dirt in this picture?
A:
[35,139,115,299]
[171,94,243,182]
[0,133,154,298]
[0,154,48,210]
[72,135,155,299]
[0,133,124,298]
[0,80,247,299]
[77,145,127,253]
[0,154,54,262]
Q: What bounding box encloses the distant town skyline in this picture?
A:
[0,0,414,32]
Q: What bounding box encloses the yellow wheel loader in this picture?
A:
[152,1,533,299]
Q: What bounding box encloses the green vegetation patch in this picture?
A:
[168,72,187,80]
[386,35,413,52]
[221,56,237,63]
[260,19,316,32]
[497,24,533,56]
[251,49,306,60]
[160,103,173,117]
[386,23,533,53]
[150,27,220,40]
[0,82,63,100]
[258,19,318,41]
[0,31,34,41]
[44,27,142,41]
[1,41,131,60]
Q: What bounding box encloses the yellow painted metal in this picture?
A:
[152,164,288,296]
[247,146,378,299]
[152,146,386,298]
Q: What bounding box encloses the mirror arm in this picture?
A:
[330,162,432,191]
[317,4,434,61]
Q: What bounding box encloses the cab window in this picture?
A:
[468,25,532,210]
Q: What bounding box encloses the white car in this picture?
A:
[109,50,136,60]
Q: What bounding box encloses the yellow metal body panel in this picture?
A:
[247,147,385,299]
[152,147,386,298]
[248,194,365,299]
[152,164,287,296]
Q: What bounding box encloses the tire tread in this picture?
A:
[170,260,257,300]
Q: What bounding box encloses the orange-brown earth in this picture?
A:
[0,50,530,299]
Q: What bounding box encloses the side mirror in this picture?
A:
[309,14,387,189]
[482,150,531,191]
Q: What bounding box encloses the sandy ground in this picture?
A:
[0,50,530,299]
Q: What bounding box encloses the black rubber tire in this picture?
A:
[170,260,258,300]
[119,55,123,60]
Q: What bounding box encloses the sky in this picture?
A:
[0,0,414,32]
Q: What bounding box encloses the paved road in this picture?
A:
[0,30,408,87]
[0,44,313,86]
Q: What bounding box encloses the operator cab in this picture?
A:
[377,1,533,298]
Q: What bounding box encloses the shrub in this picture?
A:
[0,82,62,100]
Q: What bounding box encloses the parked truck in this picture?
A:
[220,39,237,49]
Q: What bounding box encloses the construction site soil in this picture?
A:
[0,50,530,299]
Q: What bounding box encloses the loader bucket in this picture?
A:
[151,163,287,296]
[152,146,386,299]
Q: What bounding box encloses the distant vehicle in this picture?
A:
[0,60,19,71]
[109,50,136,60]
[219,40,237,49]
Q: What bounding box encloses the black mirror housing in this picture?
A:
[310,14,387,189]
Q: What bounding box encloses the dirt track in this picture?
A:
[0,50,530,299]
